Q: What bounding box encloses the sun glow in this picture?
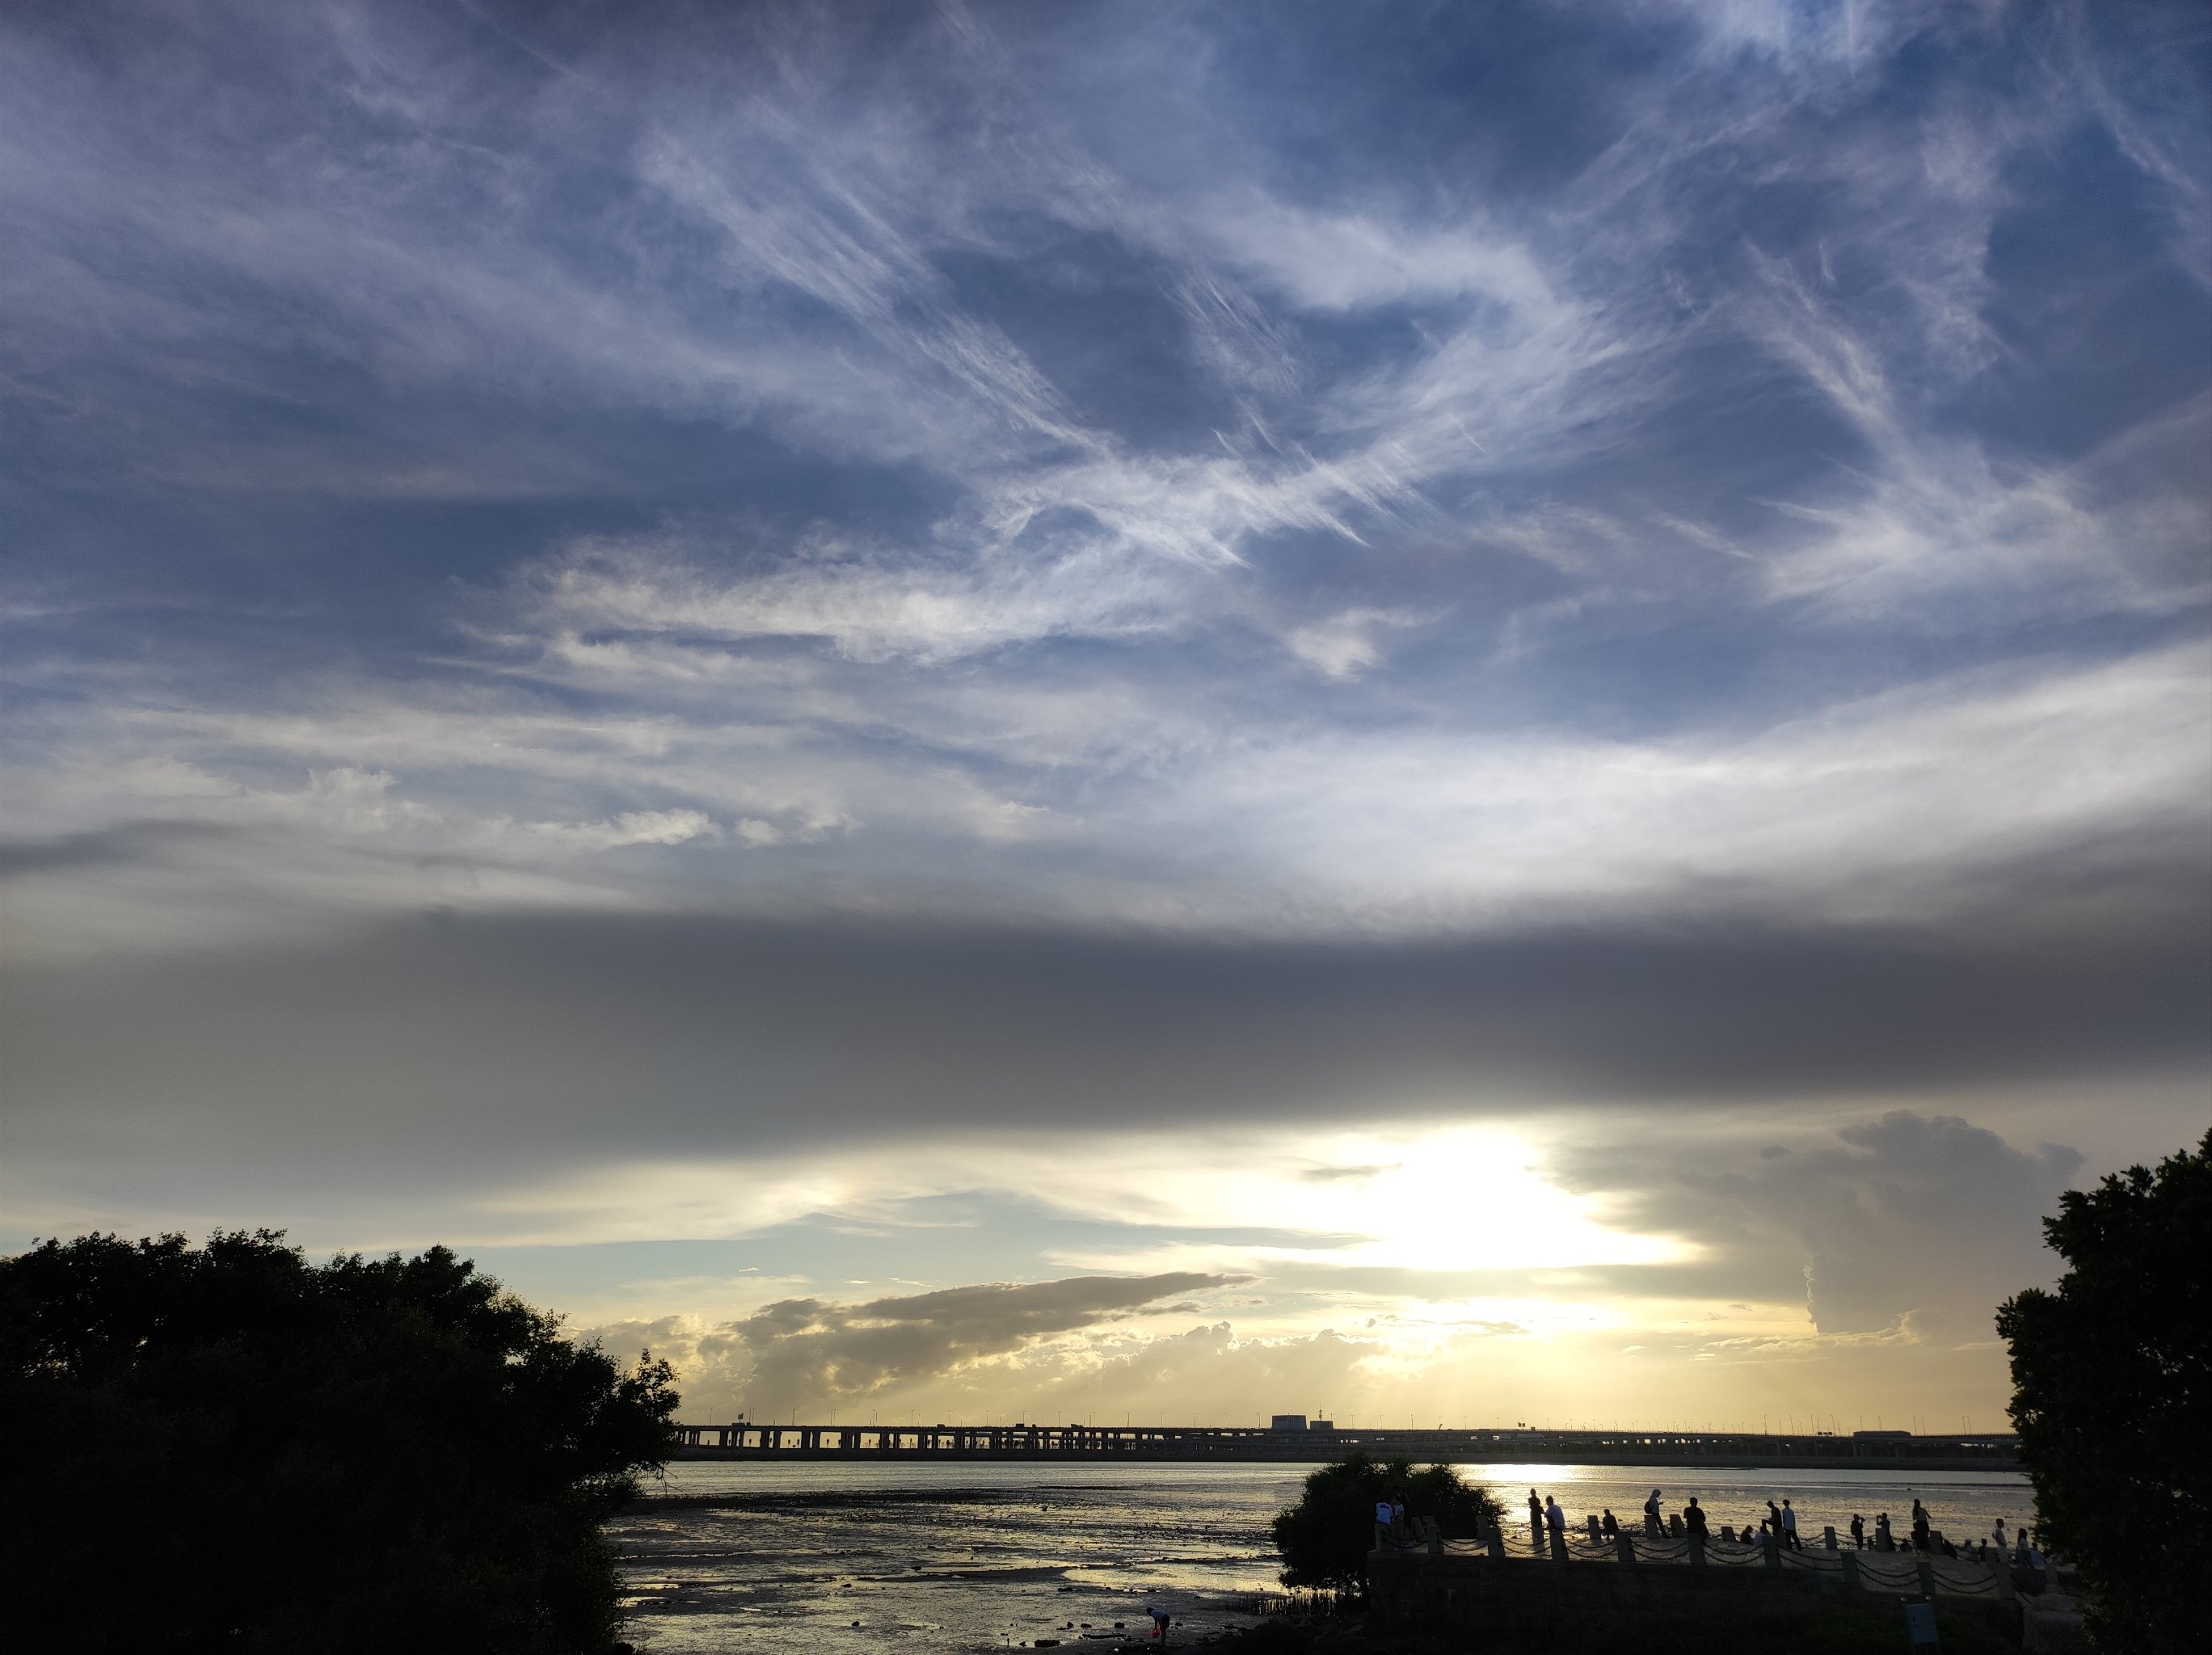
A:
[468,1122,1686,1275]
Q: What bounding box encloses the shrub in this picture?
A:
[1270,1452,1500,1596]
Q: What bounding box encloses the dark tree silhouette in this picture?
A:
[0,1229,678,1654]
[1270,1452,1500,1595]
[1996,1131,2210,1653]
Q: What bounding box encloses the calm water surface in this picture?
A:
[611,1461,2031,1654]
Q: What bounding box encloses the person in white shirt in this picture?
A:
[1545,1496,1566,1553]
[1993,1518,2009,1556]
[1781,1498,1799,1550]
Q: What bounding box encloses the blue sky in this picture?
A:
[4,0,2207,1429]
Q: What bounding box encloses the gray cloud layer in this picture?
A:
[6,908,2202,1203]
[1557,1111,2088,1335]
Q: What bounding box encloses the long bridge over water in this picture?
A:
[671,1421,2016,1472]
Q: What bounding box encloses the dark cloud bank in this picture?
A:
[6,903,2205,1186]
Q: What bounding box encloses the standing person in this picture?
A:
[1875,1513,1894,1550]
[1911,1506,1932,1553]
[1849,1513,1865,1549]
[1780,1498,1799,1550]
[1993,1518,2008,1556]
[1643,1489,1663,1536]
[1527,1489,1544,1547]
[1149,1605,1173,1645]
[1545,1495,1566,1553]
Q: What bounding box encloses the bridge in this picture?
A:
[670,1421,2016,1472]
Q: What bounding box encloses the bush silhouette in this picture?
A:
[0,1229,678,1653]
[1270,1452,1500,1595]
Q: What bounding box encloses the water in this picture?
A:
[609,1460,2031,1653]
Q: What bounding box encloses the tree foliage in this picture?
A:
[0,1229,679,1654]
[1270,1452,1501,1594]
[1995,1130,2210,1653]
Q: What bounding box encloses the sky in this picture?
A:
[3,0,2208,1434]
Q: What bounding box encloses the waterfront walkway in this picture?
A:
[1365,1524,2046,1645]
[1382,1526,2021,1602]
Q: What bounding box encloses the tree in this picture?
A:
[0,1230,679,1654]
[1270,1452,1501,1596]
[1995,1131,2210,1653]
